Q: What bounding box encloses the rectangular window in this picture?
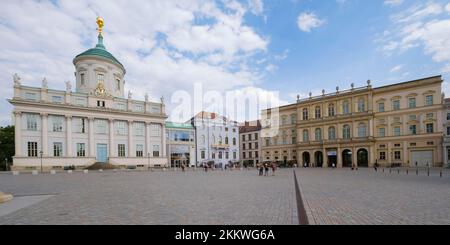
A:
[242,143,246,150]
[378,103,385,112]
[249,152,252,158]
[52,116,64,132]
[80,74,85,86]
[233,152,237,160]
[447,113,450,120]
[53,142,63,157]
[378,128,385,137]
[426,123,434,133]
[26,114,38,131]
[392,100,400,111]
[95,119,108,134]
[201,151,205,159]
[255,142,259,149]
[255,133,258,139]
[426,113,433,119]
[343,102,350,114]
[394,151,401,160]
[116,79,121,90]
[77,143,86,157]
[249,142,252,149]
[151,106,161,114]
[153,145,160,157]
[151,124,161,137]
[74,117,86,134]
[28,142,38,157]
[115,121,127,135]
[134,122,145,136]
[52,96,63,104]
[134,104,144,112]
[255,151,259,158]
[115,103,126,111]
[379,152,386,160]
[25,92,37,101]
[409,125,417,135]
[242,135,246,142]
[393,127,401,136]
[409,115,417,121]
[74,98,87,107]
[97,100,105,107]
[447,127,450,136]
[118,144,126,157]
[408,98,416,109]
[97,74,104,83]
[226,152,229,159]
[136,144,143,157]
[425,95,433,106]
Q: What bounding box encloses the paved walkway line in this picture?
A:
[293,170,309,225]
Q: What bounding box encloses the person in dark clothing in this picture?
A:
[258,164,264,176]
[264,164,269,176]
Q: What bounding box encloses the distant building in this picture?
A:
[239,120,262,167]
[166,122,196,168]
[444,98,450,167]
[262,76,445,168]
[189,112,239,168]
[9,18,168,171]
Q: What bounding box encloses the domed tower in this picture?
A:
[73,17,126,98]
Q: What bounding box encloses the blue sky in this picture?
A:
[0,0,449,125]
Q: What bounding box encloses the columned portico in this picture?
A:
[41,113,48,157]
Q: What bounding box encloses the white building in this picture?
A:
[444,98,450,167]
[189,112,240,168]
[9,18,168,171]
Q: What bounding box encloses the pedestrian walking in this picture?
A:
[271,163,276,176]
[258,164,264,176]
[264,163,269,176]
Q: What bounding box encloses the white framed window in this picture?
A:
[75,98,87,106]
[379,152,386,160]
[53,142,63,157]
[52,116,64,132]
[74,117,86,134]
[328,104,335,117]
[426,123,434,133]
[151,106,161,114]
[118,144,126,157]
[409,115,417,121]
[151,124,161,137]
[77,143,86,157]
[97,74,104,83]
[233,152,237,160]
[392,100,400,111]
[303,130,309,142]
[291,114,297,124]
[358,123,367,138]
[408,98,416,108]
[343,125,351,139]
[25,92,37,101]
[328,127,336,140]
[394,151,401,160]
[134,122,145,136]
[115,121,128,135]
[315,106,321,119]
[378,128,385,137]
[115,103,127,111]
[26,114,38,131]
[315,128,322,141]
[134,104,144,112]
[302,108,309,120]
[343,101,350,114]
[358,99,365,112]
[378,103,385,112]
[201,151,205,159]
[95,119,108,134]
[425,95,433,106]
[136,144,144,157]
[393,126,401,136]
[153,145,160,157]
[80,73,85,86]
[409,125,417,135]
[28,142,38,157]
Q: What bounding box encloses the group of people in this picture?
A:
[258,163,277,176]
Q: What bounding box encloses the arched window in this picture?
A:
[358,98,365,112]
[233,138,236,146]
[328,104,335,117]
[225,137,229,144]
[303,130,309,142]
[302,108,309,120]
[315,128,322,141]
[358,123,367,138]
[315,106,321,119]
[343,125,351,139]
[328,127,336,140]
[291,114,297,124]
[343,101,350,114]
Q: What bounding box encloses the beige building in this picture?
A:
[239,120,262,167]
[262,76,445,168]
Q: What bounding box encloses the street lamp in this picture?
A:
[39,150,44,173]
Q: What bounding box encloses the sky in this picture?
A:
[0,0,450,125]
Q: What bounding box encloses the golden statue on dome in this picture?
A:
[96,17,104,34]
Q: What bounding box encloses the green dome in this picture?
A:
[74,34,125,71]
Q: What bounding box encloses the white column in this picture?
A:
[14,112,22,157]
[146,122,151,157]
[128,120,134,157]
[66,115,72,157]
[109,119,115,158]
[89,117,95,157]
[41,113,48,157]
[161,123,166,157]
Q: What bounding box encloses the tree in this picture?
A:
[0,126,14,171]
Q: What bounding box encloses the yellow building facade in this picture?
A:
[261,76,444,168]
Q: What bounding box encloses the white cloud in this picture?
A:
[248,0,264,16]
[0,0,271,125]
[297,12,325,33]
[384,0,404,7]
[390,65,403,73]
[447,3,450,13]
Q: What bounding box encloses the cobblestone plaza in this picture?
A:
[0,168,449,225]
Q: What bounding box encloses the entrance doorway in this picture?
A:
[96,144,108,163]
[357,149,369,167]
[342,149,352,168]
[327,150,337,167]
[315,151,324,168]
[302,152,310,167]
